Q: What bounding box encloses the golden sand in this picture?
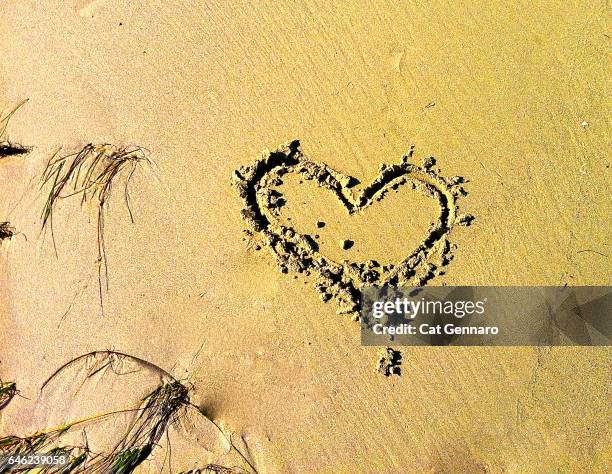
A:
[0,1,610,471]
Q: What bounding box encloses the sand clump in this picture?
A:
[341,239,354,250]
[377,347,403,377]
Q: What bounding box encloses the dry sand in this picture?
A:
[0,1,610,472]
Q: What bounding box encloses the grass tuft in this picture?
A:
[182,466,248,473]
[0,352,253,473]
[0,223,15,242]
[0,99,30,159]
[40,144,152,314]
[0,380,17,411]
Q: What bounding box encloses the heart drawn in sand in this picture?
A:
[231,140,473,314]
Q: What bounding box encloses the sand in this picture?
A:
[0,1,610,472]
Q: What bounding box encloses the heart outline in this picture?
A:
[231,140,472,313]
